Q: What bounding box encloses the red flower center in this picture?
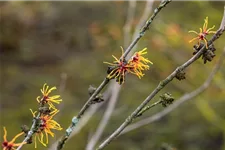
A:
[2,141,8,147]
[132,55,139,62]
[7,144,13,150]
[42,96,49,103]
[43,96,48,100]
[118,61,129,73]
[40,118,47,129]
[2,142,13,150]
[199,32,207,40]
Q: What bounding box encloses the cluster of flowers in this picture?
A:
[1,84,63,149]
[104,47,153,85]
[1,16,216,150]
[104,17,216,85]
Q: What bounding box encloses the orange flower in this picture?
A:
[129,48,153,78]
[189,17,216,49]
[104,47,134,84]
[30,109,62,148]
[104,47,152,84]
[37,83,62,110]
[1,127,26,150]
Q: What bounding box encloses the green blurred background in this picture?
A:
[0,1,225,150]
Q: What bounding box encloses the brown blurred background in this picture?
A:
[0,1,225,150]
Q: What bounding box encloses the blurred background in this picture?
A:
[0,1,225,150]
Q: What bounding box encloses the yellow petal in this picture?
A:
[3,127,7,142]
[206,25,215,33]
[189,37,199,43]
[46,87,56,95]
[10,132,24,143]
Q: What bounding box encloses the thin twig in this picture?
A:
[16,101,44,150]
[122,0,171,59]
[121,46,225,135]
[97,12,225,149]
[59,73,68,94]
[70,86,112,139]
[16,114,40,150]
[127,0,155,59]
[135,100,162,118]
[55,73,68,120]
[48,87,112,150]
[86,81,121,150]
[220,6,225,29]
[123,0,137,48]
[56,1,171,149]
[57,78,109,150]
[86,1,139,148]
[85,1,165,148]
[77,78,110,119]
[49,106,100,150]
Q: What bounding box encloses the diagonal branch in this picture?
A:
[56,1,171,149]
[16,101,44,150]
[122,0,171,60]
[123,0,137,48]
[121,46,225,135]
[97,9,225,149]
[127,0,155,59]
[220,6,225,29]
[86,81,121,150]
[48,86,112,150]
[85,1,156,149]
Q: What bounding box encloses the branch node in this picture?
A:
[175,70,186,81]
[160,93,174,107]
[88,85,105,104]
[72,116,79,126]
[193,43,216,64]
[38,106,51,115]
[21,125,32,144]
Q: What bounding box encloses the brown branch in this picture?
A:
[48,87,112,150]
[219,6,225,30]
[121,46,225,135]
[97,9,225,149]
[127,0,155,59]
[85,1,156,149]
[86,81,121,150]
[122,0,171,59]
[123,0,137,48]
[56,1,171,149]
